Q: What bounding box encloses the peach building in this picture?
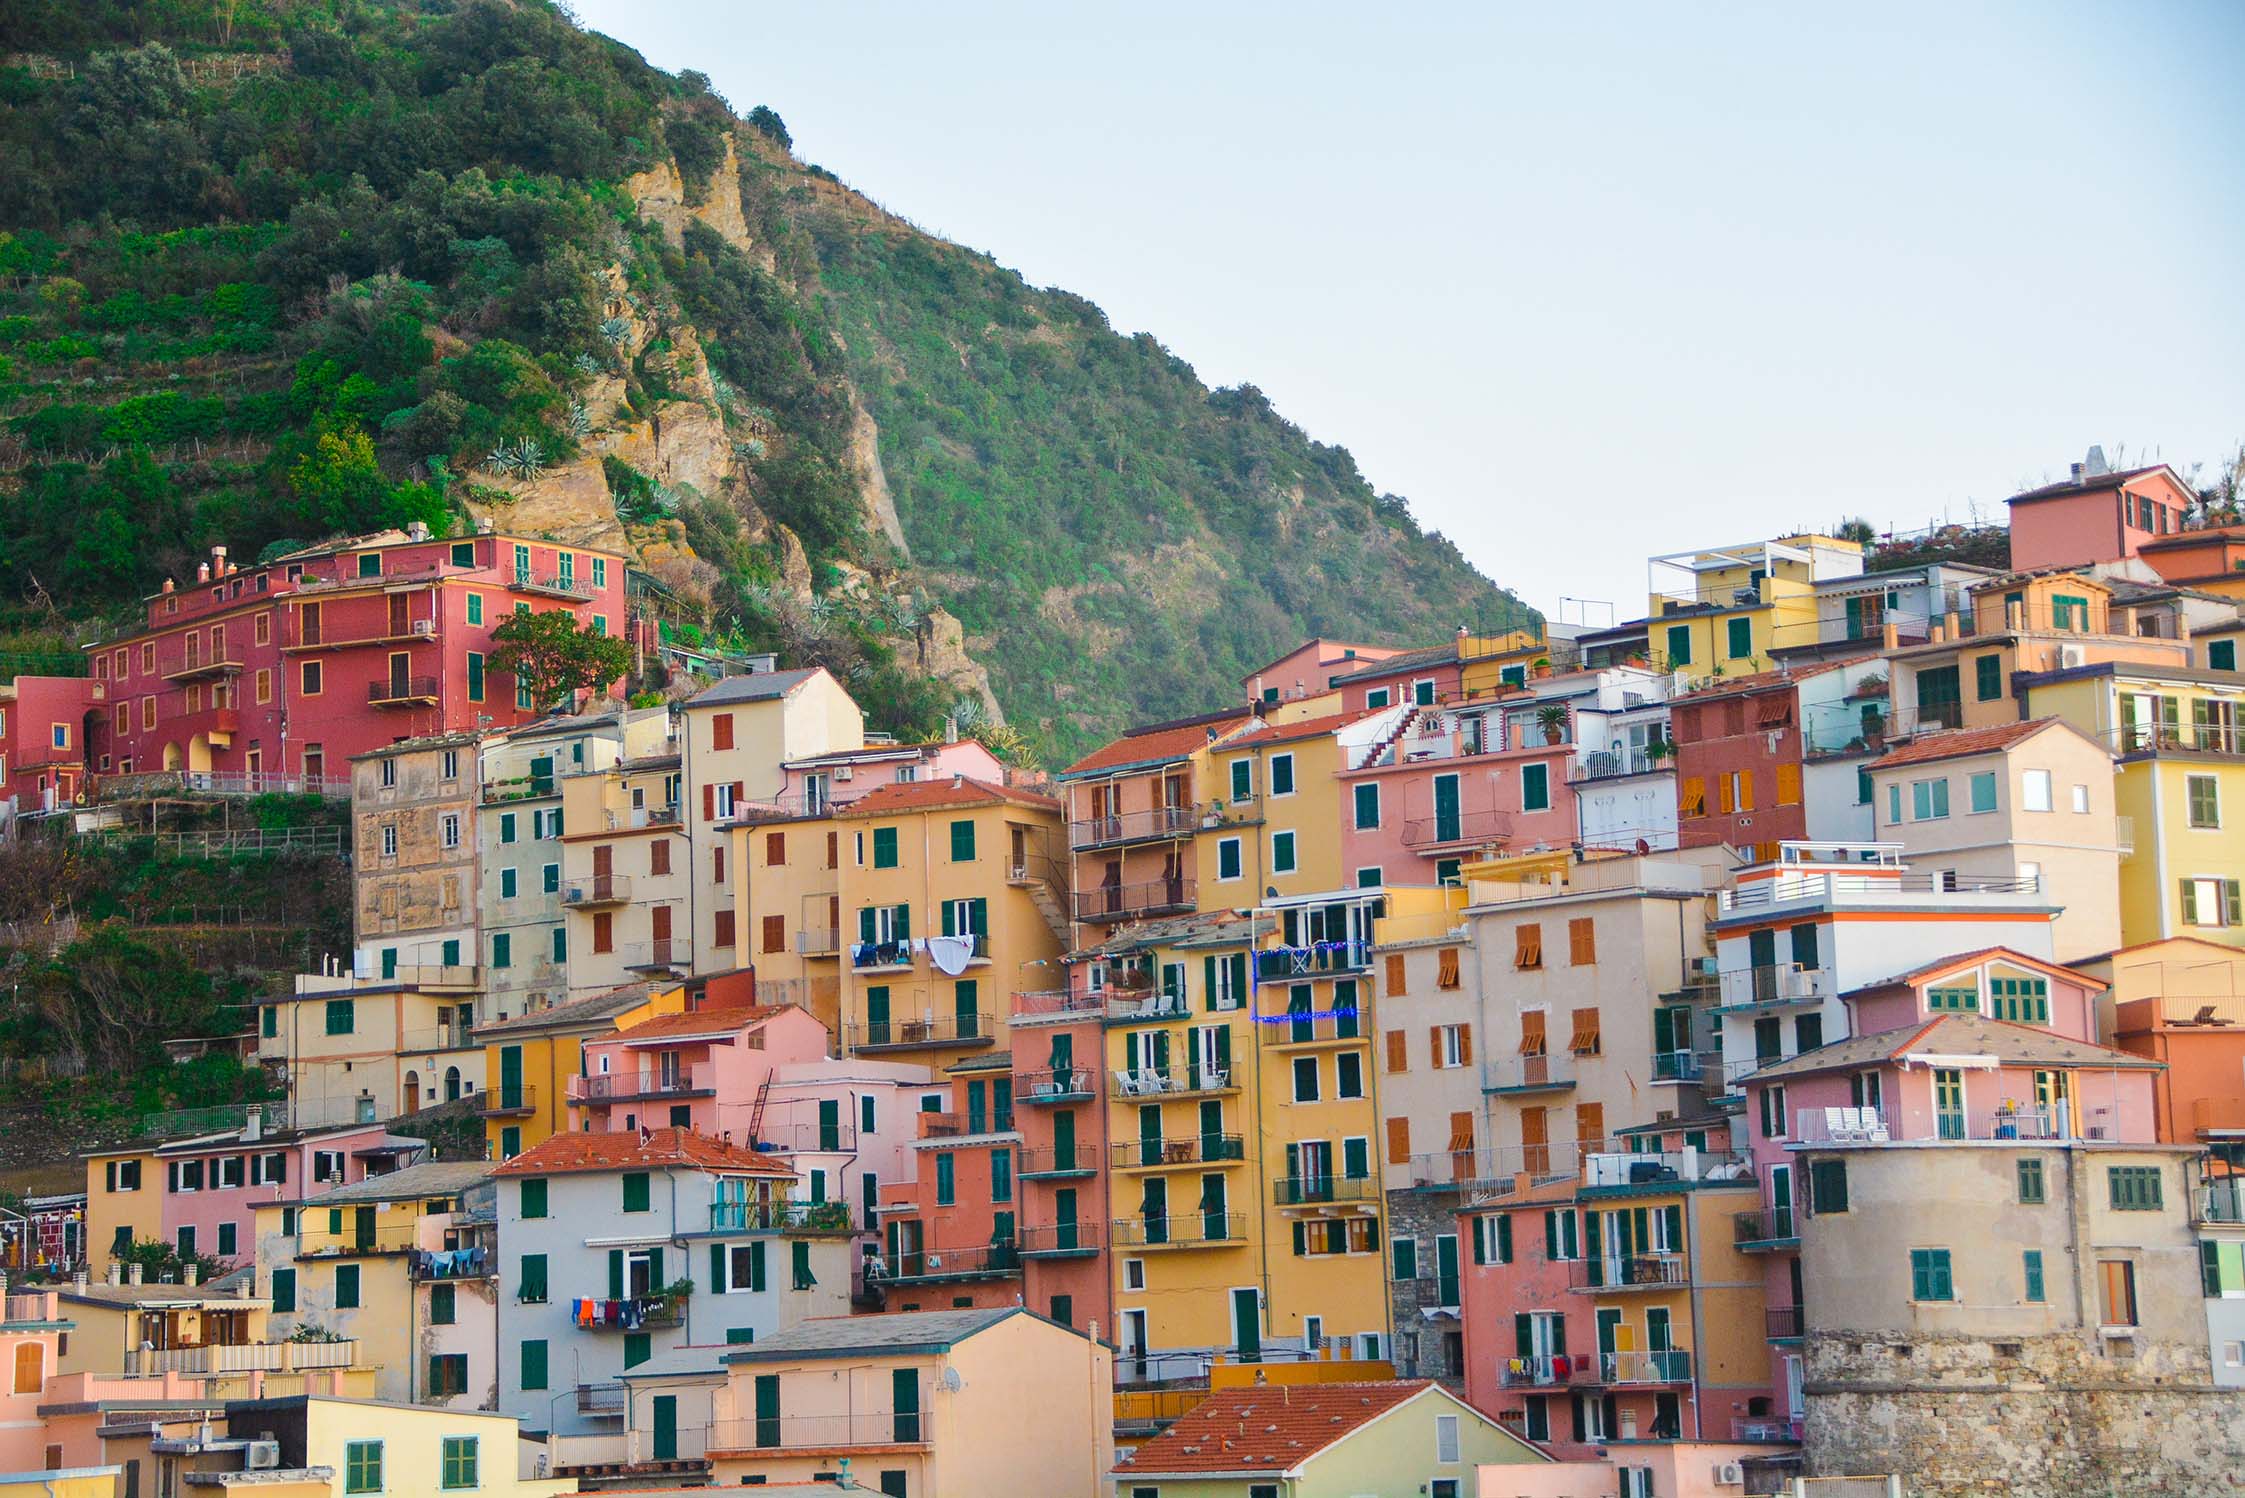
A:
[2003,457,2200,571]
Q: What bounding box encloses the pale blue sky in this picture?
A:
[574,0,2245,619]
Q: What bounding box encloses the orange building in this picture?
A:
[2094,936,2245,1144]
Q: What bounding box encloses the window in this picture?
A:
[1910,1248,1954,1302]
[1520,762,1550,812]
[381,825,398,858]
[325,999,354,1036]
[2109,1165,2163,1212]
[300,660,323,696]
[1513,923,1542,970]
[1726,615,1753,660]
[1230,758,1253,800]
[1414,679,1438,707]
[1336,1052,1363,1098]
[440,813,460,849]
[335,1263,360,1309]
[500,812,516,845]
[1975,653,2003,701]
[519,1253,548,1303]
[2017,768,2053,814]
[1567,917,1595,965]
[271,1267,295,1312]
[991,1147,1012,1203]
[1927,984,1979,1012]
[1366,687,1391,709]
[1271,753,1296,796]
[1666,624,1692,665]
[2100,1259,2138,1327]
[1392,1237,1419,1282]
[344,1441,382,1495]
[1293,1056,1319,1102]
[1435,1411,1461,1463]
[2188,774,2221,829]
[1217,837,1242,881]
[1353,782,1380,830]
[428,1353,466,1395]
[936,1152,955,1205]
[1810,1158,1849,1214]
[623,1172,651,1212]
[2181,877,2244,927]
[2209,638,2239,672]
[872,827,899,868]
[711,712,735,751]
[440,1436,477,1491]
[1968,771,1997,814]
[2016,1157,2045,1204]
[429,1283,456,1325]
[1759,1084,1788,1140]
[492,933,512,969]
[2052,593,2089,630]
[2023,1250,2045,1303]
[949,818,976,861]
[1911,778,1950,820]
[1271,831,1296,874]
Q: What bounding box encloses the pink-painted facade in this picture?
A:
[872,1067,1027,1313]
[1244,638,1404,707]
[1003,995,1112,1336]
[2004,463,2198,572]
[1329,646,1464,716]
[0,1289,69,1470]
[744,738,1008,820]
[1459,1185,1582,1437]
[84,530,625,788]
[156,1120,407,1267]
[0,674,105,823]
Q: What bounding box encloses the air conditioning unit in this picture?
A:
[247,1442,281,1471]
[835,766,854,782]
[2057,644,2086,669]
[1711,1461,1745,1487]
[410,620,435,637]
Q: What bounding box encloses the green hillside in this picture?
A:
[0,0,1533,761]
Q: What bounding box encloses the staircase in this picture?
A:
[1011,857,1073,946]
[1355,707,1422,771]
[747,1073,774,1149]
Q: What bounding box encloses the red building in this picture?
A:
[1007,985,1113,1337]
[2003,459,2198,572]
[0,673,105,826]
[85,527,626,789]
[1671,672,1808,856]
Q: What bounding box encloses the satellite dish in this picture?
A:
[939,1367,964,1393]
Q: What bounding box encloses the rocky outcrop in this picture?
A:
[845,388,909,558]
[917,605,1003,723]
[623,135,759,260]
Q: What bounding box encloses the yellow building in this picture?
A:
[815,778,1068,1071]
[0,1468,124,1498]
[2017,659,2245,947]
[253,1161,499,1408]
[1646,535,1863,682]
[1459,626,1579,698]
[83,1146,163,1272]
[255,974,481,1125]
[206,1393,570,1498]
[1197,711,1370,903]
[558,739,690,994]
[475,980,689,1160]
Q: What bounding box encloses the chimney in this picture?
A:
[129,1263,144,1286]
[407,522,429,542]
[183,1264,198,1287]
[107,1263,122,1286]
[75,1268,91,1291]
[2071,462,2086,482]
[244,1105,264,1143]
[944,715,958,745]
[162,578,174,594]
[213,545,228,573]
[197,563,211,583]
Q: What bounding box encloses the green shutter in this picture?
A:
[950,819,975,861]
[873,827,898,868]
[520,1339,548,1391]
[623,1173,651,1212]
[608,1249,624,1300]
[271,1268,295,1313]
[521,1254,547,1303]
[335,1264,359,1309]
[520,1178,547,1219]
[624,1332,650,1369]
[1497,1213,1512,1264]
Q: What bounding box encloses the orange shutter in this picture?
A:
[712,713,734,750]
[1428,1027,1443,1068]
[1386,1030,1410,1074]
[1575,1102,1605,1160]
[1776,762,1802,806]
[1520,1106,1549,1176]
[1737,769,1754,811]
[1717,775,1735,814]
[1568,918,1595,966]
[1514,924,1543,970]
[593,912,613,954]
[1386,954,1408,995]
[766,831,785,864]
[1458,1026,1474,1066]
[1519,1011,1547,1056]
[761,914,784,954]
[1386,1117,1412,1165]
[1680,777,1707,817]
[1437,947,1461,990]
[1447,1111,1475,1152]
[1568,1007,1602,1055]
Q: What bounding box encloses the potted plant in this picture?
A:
[1536,704,1568,744]
[1646,739,1673,764]
[1531,657,1553,679]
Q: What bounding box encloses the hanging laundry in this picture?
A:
[927,934,976,976]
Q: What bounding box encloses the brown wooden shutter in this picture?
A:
[761,914,784,954]
[1738,769,1754,811]
[1717,775,1735,815]
[1385,1030,1410,1074]
[1568,1007,1601,1055]
[1519,1011,1547,1056]
[1776,763,1802,806]
[1574,1102,1604,1159]
[1437,947,1461,990]
[713,844,726,884]
[766,831,785,864]
[1385,954,1408,995]
[1458,1026,1473,1066]
[1568,918,1595,966]
[1386,1116,1411,1165]
[826,830,839,868]
[1515,924,1543,969]
[713,910,736,948]
[650,839,671,876]
[593,912,613,954]
[702,784,715,821]
[712,713,734,750]
[1519,1106,1548,1176]
[1447,1111,1475,1152]
[1428,1027,1442,1068]
[1680,776,1706,817]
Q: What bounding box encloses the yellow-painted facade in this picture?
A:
[1199,721,1349,903]
[1645,535,1859,682]
[255,980,480,1125]
[286,1395,571,1498]
[83,1147,163,1272]
[478,986,686,1160]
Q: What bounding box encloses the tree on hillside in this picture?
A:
[487,609,630,708]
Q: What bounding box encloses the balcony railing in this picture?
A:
[476,1085,537,1117]
[1253,939,1371,981]
[576,1293,683,1329]
[709,1200,858,1236]
[299,1222,420,1257]
[399,1024,475,1053]
[576,1383,625,1416]
[1074,877,1197,923]
[1483,1054,1577,1093]
[550,1427,711,1470]
[1111,1063,1235,1098]
[1570,748,1665,782]
[1012,989,1105,1021]
[354,961,481,991]
[511,569,597,601]
[1733,1209,1798,1250]
[367,675,440,706]
[1715,963,1835,1011]
[872,1243,1020,1285]
[570,1064,715,1104]
[1102,988,1191,1024]
[1651,1050,1702,1083]
[563,875,633,908]
[1111,1134,1246,1170]
[1014,1065,1098,1102]
[1499,1354,1600,1389]
[1600,1349,1693,1385]
[1766,1304,1805,1340]
[849,1011,994,1051]
[2199,1179,2245,1225]
[124,1339,361,1376]
[796,928,840,957]
[1718,871,2040,912]
[1401,809,1513,851]
[1111,1212,1245,1249]
[753,1120,860,1154]
[621,940,692,971]
[1018,1222,1102,1256]
[708,1411,929,1453]
[1016,1146,1099,1178]
[1569,1253,1689,1292]
[1273,1175,1380,1208]
[1068,805,1197,850]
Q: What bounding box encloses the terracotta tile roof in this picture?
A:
[829,776,1058,819]
[1064,712,1254,776]
[1866,718,2064,769]
[1223,709,1370,750]
[471,981,661,1036]
[1750,1014,2159,1083]
[491,1126,794,1178]
[2006,464,2171,506]
[1113,1380,1435,1476]
[606,1003,791,1044]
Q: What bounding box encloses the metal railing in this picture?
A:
[124,1339,360,1376]
[1716,963,1836,1010]
[872,1243,1020,1283]
[1483,1054,1576,1091]
[1499,1354,1600,1389]
[1014,1065,1098,1101]
[1569,1253,1689,1291]
[355,961,480,990]
[849,1012,992,1050]
[577,1383,626,1415]
[753,1120,859,1154]
[1111,1212,1245,1248]
[476,1085,537,1116]
[796,927,840,956]
[708,1411,928,1452]
[1253,939,1372,981]
[1273,1176,1379,1207]
[1111,1064,1235,1098]
[2199,1179,2245,1225]
[1012,989,1105,1021]
[1074,877,1197,922]
[1719,871,2040,912]
[1111,1134,1246,1170]
[1016,1145,1098,1177]
[1102,988,1191,1024]
[399,1024,474,1053]
[1766,1304,1804,1339]
[1018,1222,1101,1255]
[1602,1349,1693,1384]
[563,875,633,906]
[1068,805,1197,849]
[570,1064,715,1103]
[710,1200,858,1235]
[620,939,692,971]
[299,1222,419,1257]
[367,675,439,705]
[512,569,596,601]
[1734,1209,1797,1248]
[1401,809,1513,850]
[1651,1050,1702,1083]
[1571,748,1667,782]
[1259,1011,1365,1046]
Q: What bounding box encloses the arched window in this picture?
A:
[403,1071,420,1114]
[444,1066,462,1103]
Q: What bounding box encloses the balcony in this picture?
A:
[1578,1147,1750,1195]
[873,1242,1020,1285]
[1569,1253,1690,1293]
[1111,1134,1247,1171]
[164,653,248,684]
[1260,1009,1366,1049]
[1018,1222,1102,1257]
[477,1085,537,1117]
[755,1119,860,1154]
[849,1011,995,1053]
[1017,1146,1099,1180]
[1483,1054,1577,1094]
[1500,1354,1601,1389]
[2199,1179,2245,1226]
[1651,1050,1702,1083]
[1103,988,1192,1025]
[356,961,480,992]
[1069,805,1197,851]
[621,940,693,973]
[796,928,840,957]
[482,774,557,804]
[2193,1096,2245,1138]
[708,1411,930,1455]
[1075,877,1196,924]
[124,1339,362,1376]
[1766,1304,1805,1341]
[1273,1176,1380,1209]
[1733,1209,1798,1252]
[577,1295,684,1330]
[1112,1063,1236,1099]
[569,1064,715,1105]
[1570,748,1665,783]
[399,1023,475,1053]
[595,802,680,831]
[1014,1064,1098,1103]
[511,568,596,601]
[1598,1349,1693,1386]
[1253,939,1371,982]
[1401,808,1513,852]
[1012,989,1105,1022]
[1111,1212,1245,1250]
[1717,869,2040,915]
[411,1243,496,1281]
[577,1383,626,1417]
[300,1221,421,1258]
[1714,963,1835,1014]
[367,674,440,707]
[549,1426,711,1473]
[563,875,633,908]
[709,1200,858,1236]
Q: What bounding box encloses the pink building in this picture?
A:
[0,674,104,827]
[1243,637,1405,709]
[0,1287,70,1470]
[153,1118,412,1268]
[85,528,625,789]
[742,737,1009,821]
[868,1063,1030,1314]
[1459,1178,1581,1432]
[2004,459,2200,572]
[1328,641,1465,716]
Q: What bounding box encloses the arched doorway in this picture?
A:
[444,1066,462,1103]
[402,1070,420,1114]
[187,732,214,774]
[161,742,184,771]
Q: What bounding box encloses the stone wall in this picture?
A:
[1386,1183,1464,1388]
[1803,1330,2245,1496]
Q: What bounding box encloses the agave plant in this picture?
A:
[566,400,592,438]
[482,437,547,480]
[571,353,600,377]
[599,316,632,346]
[732,437,767,460]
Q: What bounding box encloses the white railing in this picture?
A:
[1721,871,2039,911]
[125,1339,360,1376]
[1580,1147,1751,1189]
[1716,963,1835,1009]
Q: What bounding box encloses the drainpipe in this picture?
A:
[2149,770,2171,939]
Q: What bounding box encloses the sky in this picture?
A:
[573,0,2245,621]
